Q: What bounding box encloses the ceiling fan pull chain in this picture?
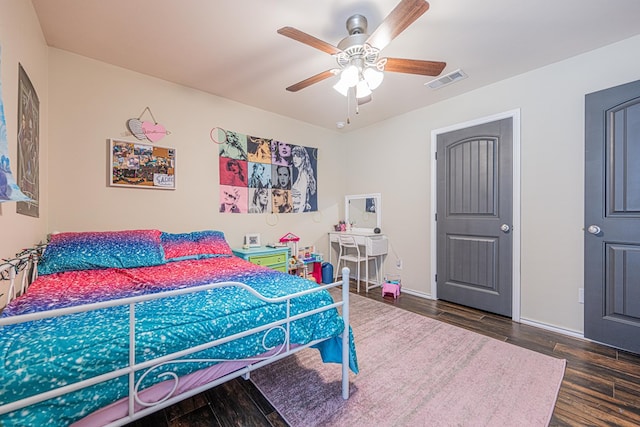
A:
[346,88,352,125]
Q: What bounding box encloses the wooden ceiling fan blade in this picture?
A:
[366,0,430,51]
[286,70,337,92]
[384,58,446,76]
[277,27,342,55]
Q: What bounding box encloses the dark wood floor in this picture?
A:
[129,285,640,427]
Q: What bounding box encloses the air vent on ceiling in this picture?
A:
[425,69,467,89]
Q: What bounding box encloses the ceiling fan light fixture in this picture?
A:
[340,65,360,87]
[278,0,445,115]
[333,79,350,96]
[355,80,372,99]
[363,67,384,90]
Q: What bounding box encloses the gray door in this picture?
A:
[437,118,513,317]
[585,79,640,354]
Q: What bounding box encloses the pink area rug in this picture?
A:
[251,293,566,427]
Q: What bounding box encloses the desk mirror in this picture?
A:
[345,193,381,233]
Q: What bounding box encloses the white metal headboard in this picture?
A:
[0,245,45,308]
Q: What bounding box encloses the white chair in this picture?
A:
[334,235,378,292]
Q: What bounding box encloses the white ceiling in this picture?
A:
[31,0,640,132]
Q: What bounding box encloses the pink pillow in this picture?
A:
[161,230,233,261]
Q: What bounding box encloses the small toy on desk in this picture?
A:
[279,232,300,243]
[309,253,323,262]
[298,245,315,261]
[279,232,300,257]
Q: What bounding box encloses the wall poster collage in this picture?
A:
[217,129,318,214]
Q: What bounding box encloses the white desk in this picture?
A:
[328,231,388,290]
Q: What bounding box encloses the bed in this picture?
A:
[0,229,357,426]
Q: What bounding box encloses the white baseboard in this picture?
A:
[519,318,585,340]
[401,289,587,341]
[400,288,435,300]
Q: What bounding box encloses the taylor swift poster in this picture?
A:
[218,129,317,213]
[219,185,248,213]
[219,157,248,187]
[290,146,317,212]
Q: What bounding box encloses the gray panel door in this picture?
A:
[585,79,640,354]
[436,118,513,317]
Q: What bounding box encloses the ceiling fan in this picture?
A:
[277,0,446,105]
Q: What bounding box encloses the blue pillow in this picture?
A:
[39,230,166,275]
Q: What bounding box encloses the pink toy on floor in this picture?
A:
[382,281,401,299]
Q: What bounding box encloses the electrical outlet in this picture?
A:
[578,288,584,304]
[396,259,403,269]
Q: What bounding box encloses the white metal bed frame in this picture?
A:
[0,250,351,426]
[0,245,44,304]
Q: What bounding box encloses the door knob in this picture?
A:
[500,224,510,233]
[587,225,601,235]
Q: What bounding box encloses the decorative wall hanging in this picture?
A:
[126,107,171,143]
[16,63,40,217]
[0,46,31,203]
[109,139,175,189]
[214,128,318,214]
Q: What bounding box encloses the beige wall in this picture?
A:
[47,49,347,253]
[0,0,49,305]
[3,0,640,336]
[344,35,640,333]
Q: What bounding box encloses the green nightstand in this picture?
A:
[232,246,289,273]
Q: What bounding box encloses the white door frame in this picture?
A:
[430,109,522,322]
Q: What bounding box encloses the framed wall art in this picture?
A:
[109,139,176,189]
[244,233,261,247]
[16,63,40,217]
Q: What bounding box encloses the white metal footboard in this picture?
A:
[0,267,351,426]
